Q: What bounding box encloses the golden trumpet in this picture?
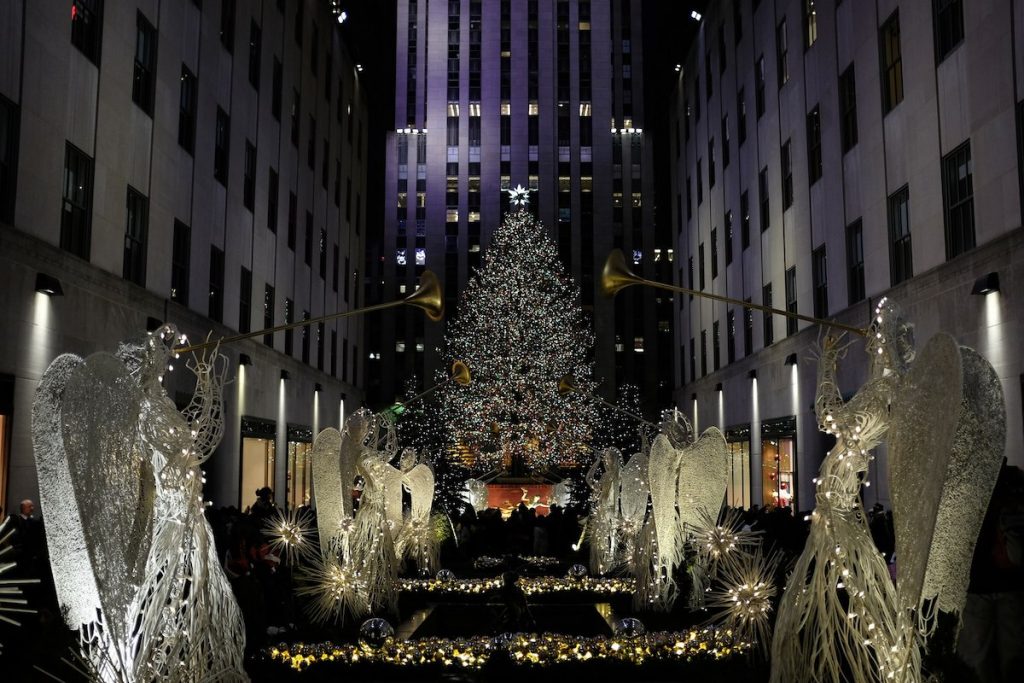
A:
[557,374,655,426]
[176,270,444,354]
[394,360,472,411]
[601,249,866,336]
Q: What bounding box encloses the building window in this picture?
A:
[61,143,94,260]
[725,211,734,265]
[304,211,313,267]
[804,0,818,48]
[688,256,694,298]
[880,11,904,114]
[317,322,325,370]
[0,96,16,224]
[290,89,300,146]
[762,284,774,346]
[741,191,750,249]
[208,246,224,322]
[272,58,282,120]
[839,64,857,153]
[697,158,704,204]
[238,267,251,333]
[743,301,753,356]
[333,244,340,292]
[122,187,148,286]
[711,228,719,280]
[727,310,736,364]
[737,89,747,145]
[220,0,236,52]
[698,242,706,290]
[933,0,964,62]
[807,106,822,184]
[284,298,293,355]
[263,284,274,346]
[776,20,789,88]
[781,140,793,209]
[942,141,975,259]
[800,248,824,329]
[785,267,797,336]
[701,330,708,376]
[248,20,262,89]
[734,2,743,43]
[759,167,770,232]
[301,311,310,364]
[214,108,230,185]
[287,192,296,250]
[713,321,721,371]
[846,219,865,305]
[71,0,103,65]
[132,12,157,116]
[888,185,913,285]
[722,115,730,168]
[708,139,716,188]
[243,141,256,210]
[331,330,338,376]
[170,220,190,304]
[267,167,278,233]
[177,65,197,153]
[689,337,696,383]
[755,56,766,118]
[319,228,328,279]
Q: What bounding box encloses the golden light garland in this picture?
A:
[397,575,636,596]
[472,555,561,570]
[268,627,748,672]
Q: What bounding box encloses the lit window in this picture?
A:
[399,284,407,294]
[447,102,460,116]
[632,249,642,265]
[581,176,593,192]
[447,208,459,222]
[528,175,539,189]
[634,336,644,352]
[528,101,539,115]
[612,192,623,207]
[500,102,511,115]
[415,248,426,266]
[395,249,407,266]
[500,176,511,190]
[632,192,642,207]
[667,249,675,262]
[468,211,481,222]
[559,176,571,192]
[397,192,407,207]
[416,342,425,352]
[396,341,406,352]
[469,243,481,253]
[579,102,592,117]
[654,248,663,262]
[469,103,481,117]
[615,342,625,352]
[579,21,591,30]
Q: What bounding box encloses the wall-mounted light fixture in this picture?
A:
[748,369,758,380]
[970,272,1000,295]
[691,393,697,401]
[784,353,798,366]
[35,272,64,296]
[280,370,291,381]
[715,382,723,392]
[146,316,163,332]
[314,382,323,393]
[239,353,253,366]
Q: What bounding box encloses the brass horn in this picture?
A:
[177,270,445,354]
[391,360,472,413]
[557,374,578,396]
[600,249,867,336]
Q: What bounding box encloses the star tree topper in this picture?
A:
[507,184,532,206]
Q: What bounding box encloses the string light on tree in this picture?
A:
[439,208,598,472]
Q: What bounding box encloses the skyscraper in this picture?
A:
[368,0,673,411]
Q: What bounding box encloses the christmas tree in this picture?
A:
[594,383,651,456]
[439,208,598,473]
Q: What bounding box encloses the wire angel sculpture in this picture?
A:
[460,478,490,514]
[770,297,1006,683]
[585,447,623,575]
[311,409,373,557]
[395,449,441,574]
[31,325,246,682]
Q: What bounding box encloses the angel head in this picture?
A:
[866,297,915,377]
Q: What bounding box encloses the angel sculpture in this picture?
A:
[461,478,489,514]
[32,325,246,682]
[311,408,373,557]
[771,300,925,683]
[586,447,623,575]
[616,448,651,570]
[395,449,440,574]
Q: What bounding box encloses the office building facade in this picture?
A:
[0,0,369,512]
[670,0,1024,511]
[369,0,672,411]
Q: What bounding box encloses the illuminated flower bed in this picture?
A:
[268,627,748,672]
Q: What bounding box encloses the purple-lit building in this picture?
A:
[670,0,1024,512]
[368,0,672,410]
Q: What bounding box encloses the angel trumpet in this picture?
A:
[557,374,657,426]
[176,270,444,354]
[601,249,866,336]
[385,360,472,416]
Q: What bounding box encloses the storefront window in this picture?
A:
[286,424,314,510]
[0,413,9,514]
[761,436,796,509]
[725,425,751,509]
[240,416,277,510]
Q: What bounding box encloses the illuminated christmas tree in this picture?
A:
[439,207,598,473]
[594,383,651,456]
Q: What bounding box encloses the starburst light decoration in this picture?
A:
[506,183,532,206]
[264,507,318,565]
[706,548,781,654]
[690,507,761,578]
[0,516,37,652]
[439,209,597,472]
[296,553,370,625]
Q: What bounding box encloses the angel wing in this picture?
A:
[920,345,1005,616]
[888,333,963,612]
[676,427,729,536]
[311,427,345,553]
[619,451,650,525]
[461,478,489,513]
[31,353,101,630]
[340,409,373,517]
[648,434,682,572]
[402,463,435,524]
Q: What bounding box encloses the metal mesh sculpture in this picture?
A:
[31,325,246,682]
[586,447,623,575]
[396,460,439,574]
[461,478,489,514]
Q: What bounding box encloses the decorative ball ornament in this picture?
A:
[613,617,647,638]
[567,563,588,580]
[493,632,516,647]
[359,618,395,648]
[436,569,455,582]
